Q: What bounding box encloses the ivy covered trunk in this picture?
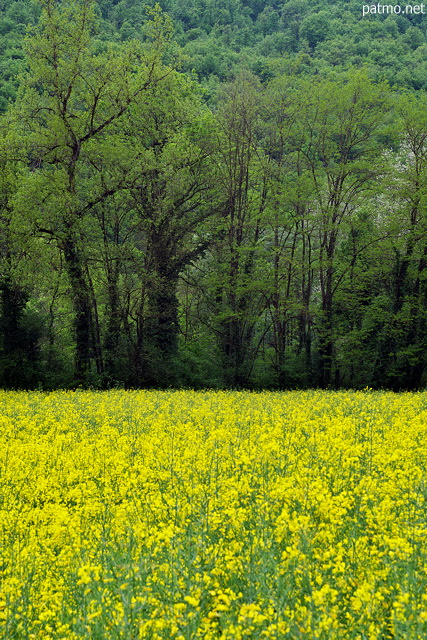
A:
[144,267,179,387]
[62,235,101,385]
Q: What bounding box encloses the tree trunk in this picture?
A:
[144,264,179,386]
[62,234,95,385]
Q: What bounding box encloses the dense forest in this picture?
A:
[1,0,427,390]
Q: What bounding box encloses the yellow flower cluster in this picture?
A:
[1,389,427,638]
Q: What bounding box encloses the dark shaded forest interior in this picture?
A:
[2,0,427,390]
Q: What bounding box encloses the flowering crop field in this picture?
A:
[1,390,427,639]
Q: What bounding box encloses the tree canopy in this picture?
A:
[1,0,427,390]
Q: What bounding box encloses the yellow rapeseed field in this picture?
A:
[1,389,427,639]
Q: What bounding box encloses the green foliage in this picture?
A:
[1,0,427,390]
[0,278,42,388]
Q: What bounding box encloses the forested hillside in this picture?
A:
[1,0,427,390]
[3,0,427,107]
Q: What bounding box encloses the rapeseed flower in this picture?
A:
[1,389,427,637]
